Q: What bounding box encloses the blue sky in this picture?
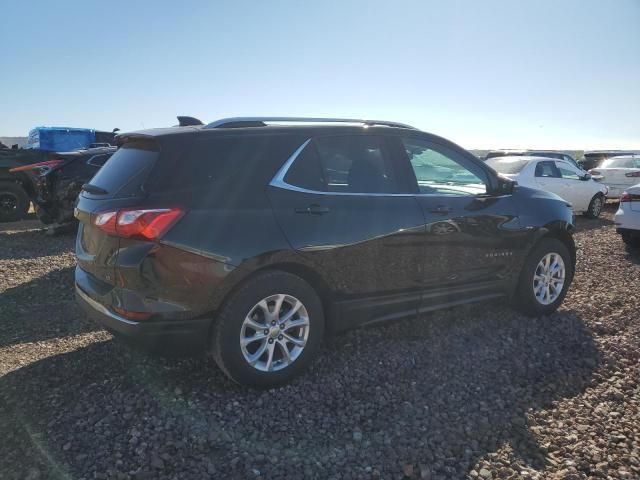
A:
[1,0,638,149]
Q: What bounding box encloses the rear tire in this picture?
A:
[512,237,573,317]
[584,193,605,218]
[211,270,324,388]
[0,181,29,222]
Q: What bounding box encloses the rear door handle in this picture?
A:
[295,204,330,215]
[429,206,452,215]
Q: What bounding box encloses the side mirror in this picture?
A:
[580,173,592,181]
[490,174,516,195]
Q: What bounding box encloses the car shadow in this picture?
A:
[0,266,99,348]
[623,242,640,264]
[0,304,599,479]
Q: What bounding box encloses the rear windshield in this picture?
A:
[485,157,530,174]
[529,152,562,160]
[601,157,640,169]
[86,142,158,197]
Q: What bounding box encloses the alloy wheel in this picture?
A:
[240,294,310,372]
[591,196,603,216]
[532,252,565,305]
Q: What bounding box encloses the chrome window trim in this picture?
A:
[269,138,486,198]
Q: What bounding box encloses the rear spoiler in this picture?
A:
[176,116,204,127]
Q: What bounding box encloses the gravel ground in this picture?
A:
[1,205,638,480]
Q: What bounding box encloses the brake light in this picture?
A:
[620,192,640,202]
[94,207,184,240]
[9,159,65,173]
[625,171,640,177]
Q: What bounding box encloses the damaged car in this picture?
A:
[10,146,116,228]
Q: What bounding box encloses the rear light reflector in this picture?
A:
[620,192,640,202]
[94,207,185,240]
[9,159,65,173]
[625,171,640,177]
[112,306,151,321]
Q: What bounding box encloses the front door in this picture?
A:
[393,135,521,305]
[267,134,426,329]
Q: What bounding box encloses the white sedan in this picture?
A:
[589,155,640,199]
[614,183,640,246]
[485,156,608,217]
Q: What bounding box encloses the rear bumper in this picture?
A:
[614,206,640,232]
[75,277,211,352]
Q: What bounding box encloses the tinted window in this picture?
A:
[534,161,560,178]
[87,142,158,197]
[148,136,270,192]
[403,138,486,195]
[485,157,530,174]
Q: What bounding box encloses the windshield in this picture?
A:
[601,157,640,169]
[485,157,530,174]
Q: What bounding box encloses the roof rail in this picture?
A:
[204,117,416,130]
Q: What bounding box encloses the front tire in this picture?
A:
[512,238,573,316]
[584,193,605,218]
[211,270,324,388]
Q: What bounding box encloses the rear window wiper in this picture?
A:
[81,183,108,195]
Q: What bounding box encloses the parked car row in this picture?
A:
[484,149,582,169]
[4,116,637,387]
[485,156,607,218]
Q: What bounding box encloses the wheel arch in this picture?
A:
[206,260,334,338]
[539,224,576,275]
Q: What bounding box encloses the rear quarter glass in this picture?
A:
[84,141,158,199]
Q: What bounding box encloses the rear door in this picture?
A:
[396,135,520,295]
[267,134,426,326]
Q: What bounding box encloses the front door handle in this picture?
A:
[429,205,452,215]
[295,204,330,215]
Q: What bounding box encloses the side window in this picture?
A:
[315,135,398,193]
[535,161,560,178]
[556,162,581,180]
[401,138,487,195]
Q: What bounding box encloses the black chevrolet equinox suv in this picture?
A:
[75,117,576,387]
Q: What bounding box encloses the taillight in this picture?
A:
[620,192,640,202]
[9,159,65,173]
[94,208,184,240]
[625,171,640,177]
[112,306,151,321]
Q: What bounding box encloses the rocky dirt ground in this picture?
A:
[1,206,638,480]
